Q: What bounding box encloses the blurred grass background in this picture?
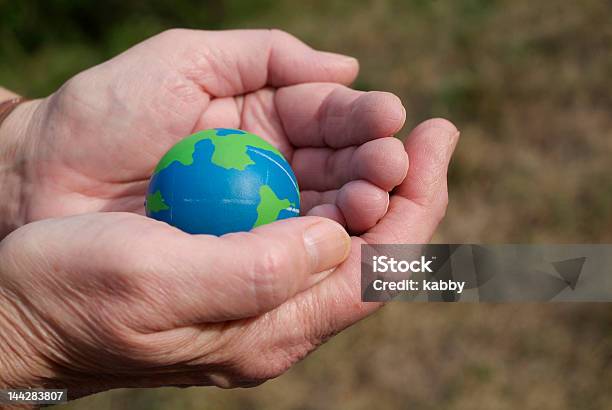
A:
[2,0,612,408]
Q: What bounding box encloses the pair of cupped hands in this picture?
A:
[0,29,459,399]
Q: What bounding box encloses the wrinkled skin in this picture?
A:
[0,29,459,399]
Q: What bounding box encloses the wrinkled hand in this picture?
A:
[0,212,351,397]
[15,29,409,233]
[0,29,459,398]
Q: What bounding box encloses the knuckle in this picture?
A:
[268,28,303,48]
[221,233,293,309]
[248,247,289,306]
[53,72,91,106]
[155,28,190,42]
[253,246,287,278]
[269,28,292,40]
[218,231,298,312]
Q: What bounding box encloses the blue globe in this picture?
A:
[145,128,300,235]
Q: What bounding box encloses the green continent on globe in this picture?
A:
[154,128,284,173]
[254,185,294,228]
[146,190,169,212]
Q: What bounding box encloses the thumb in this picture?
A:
[150,29,359,97]
[266,31,359,87]
[145,216,351,325]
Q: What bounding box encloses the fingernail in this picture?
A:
[303,221,351,273]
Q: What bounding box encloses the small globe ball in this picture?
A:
[146,128,300,235]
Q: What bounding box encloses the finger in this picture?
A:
[397,119,461,206]
[192,96,242,131]
[276,83,406,148]
[135,215,351,327]
[306,204,346,226]
[234,119,460,367]
[363,118,460,244]
[301,181,391,234]
[336,180,389,234]
[292,137,409,191]
[300,189,338,215]
[154,29,359,97]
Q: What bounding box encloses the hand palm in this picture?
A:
[25,29,407,233]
